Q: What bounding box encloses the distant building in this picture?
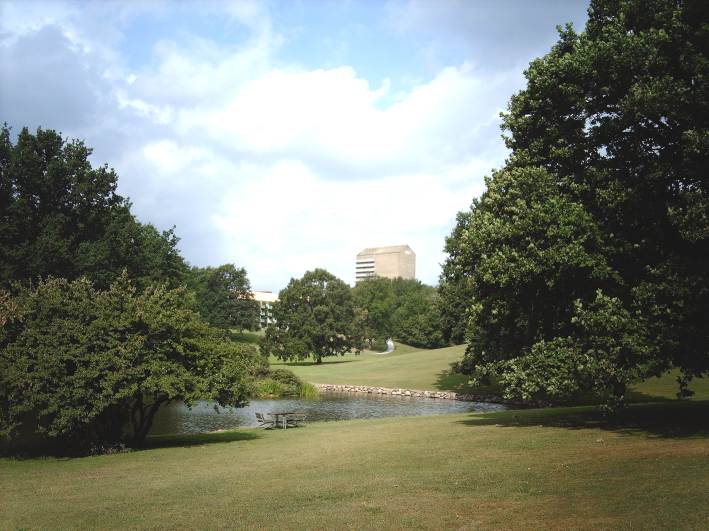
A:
[252,290,278,328]
[355,245,416,282]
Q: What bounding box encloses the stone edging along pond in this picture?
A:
[312,383,538,407]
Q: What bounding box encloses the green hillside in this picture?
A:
[271,343,709,401]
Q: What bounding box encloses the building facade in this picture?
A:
[252,290,278,328]
[355,245,416,282]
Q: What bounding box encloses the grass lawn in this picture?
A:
[270,343,479,393]
[2,402,708,529]
[272,343,709,402]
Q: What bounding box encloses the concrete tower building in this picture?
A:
[355,245,416,282]
[252,290,278,328]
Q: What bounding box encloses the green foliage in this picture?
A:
[438,210,474,345]
[352,277,446,349]
[369,337,388,352]
[0,274,259,453]
[252,369,319,399]
[262,269,362,364]
[0,126,187,289]
[444,0,709,409]
[253,378,289,398]
[268,368,302,388]
[298,381,319,399]
[187,264,260,331]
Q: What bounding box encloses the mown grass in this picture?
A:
[270,343,479,392]
[2,402,708,529]
[272,342,709,402]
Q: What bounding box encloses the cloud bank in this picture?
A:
[0,0,589,290]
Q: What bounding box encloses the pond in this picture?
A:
[149,392,506,436]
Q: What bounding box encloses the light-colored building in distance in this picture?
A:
[355,245,416,282]
[252,290,278,328]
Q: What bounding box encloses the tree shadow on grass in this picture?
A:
[142,429,262,450]
[434,363,503,395]
[1,430,263,459]
[276,359,357,367]
[458,400,709,439]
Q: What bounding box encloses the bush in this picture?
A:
[269,369,302,388]
[0,274,259,454]
[252,369,319,399]
[253,378,289,398]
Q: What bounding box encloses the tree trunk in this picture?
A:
[131,396,168,445]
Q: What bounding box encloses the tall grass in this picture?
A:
[253,378,288,398]
[252,369,319,399]
[298,382,319,399]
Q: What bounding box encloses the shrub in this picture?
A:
[252,369,319,399]
[253,378,289,398]
[298,382,320,399]
[269,369,302,388]
[0,273,259,454]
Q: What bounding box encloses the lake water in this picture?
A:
[150,392,506,436]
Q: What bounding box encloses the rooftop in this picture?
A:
[357,244,415,256]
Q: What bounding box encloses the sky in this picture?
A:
[0,0,589,291]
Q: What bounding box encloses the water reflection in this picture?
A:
[150,392,506,436]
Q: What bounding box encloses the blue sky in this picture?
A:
[0,0,589,291]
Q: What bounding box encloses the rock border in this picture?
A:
[313,383,537,407]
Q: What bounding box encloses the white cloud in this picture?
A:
[1,0,521,291]
[120,52,513,289]
[211,160,486,289]
[175,62,514,175]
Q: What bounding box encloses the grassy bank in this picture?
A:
[272,343,709,402]
[270,343,478,393]
[2,402,708,529]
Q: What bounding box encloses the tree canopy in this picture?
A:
[0,126,261,454]
[442,0,708,408]
[352,277,445,349]
[0,125,187,289]
[187,264,260,332]
[263,269,363,364]
[0,274,260,453]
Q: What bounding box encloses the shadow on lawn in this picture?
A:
[277,359,356,367]
[459,400,709,439]
[2,430,262,459]
[434,363,503,395]
[143,429,262,450]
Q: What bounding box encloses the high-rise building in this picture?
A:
[252,290,278,328]
[355,245,416,282]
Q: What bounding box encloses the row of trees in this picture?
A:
[0,125,260,334]
[0,126,263,453]
[351,277,445,349]
[439,0,708,409]
[262,270,448,365]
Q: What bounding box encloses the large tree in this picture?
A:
[0,126,187,289]
[187,264,260,332]
[263,269,362,364]
[0,273,259,453]
[444,0,708,408]
[438,210,474,345]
